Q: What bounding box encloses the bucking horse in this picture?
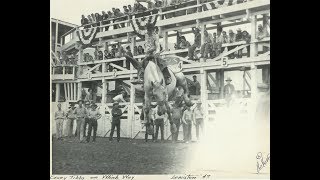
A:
[125,53,193,126]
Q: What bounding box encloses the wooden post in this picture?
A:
[129,63,135,138]
[164,31,169,51]
[250,63,258,101]
[262,65,270,84]
[250,15,258,57]
[68,83,72,101]
[102,78,107,104]
[219,70,224,99]
[70,83,74,101]
[55,20,58,54]
[74,83,77,100]
[200,69,208,126]
[64,83,67,101]
[55,83,60,102]
[200,24,206,62]
[243,71,246,96]
[77,82,82,101]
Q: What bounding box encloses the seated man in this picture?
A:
[123,23,172,85]
[200,30,214,59]
[188,27,201,60]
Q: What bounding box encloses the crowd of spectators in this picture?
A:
[79,0,247,31]
[173,23,269,60]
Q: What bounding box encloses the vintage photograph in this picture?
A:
[50,0,270,179]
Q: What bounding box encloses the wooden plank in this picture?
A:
[63,83,68,101]
[109,63,127,71]
[70,83,74,101]
[83,64,101,75]
[211,44,250,61]
[55,83,60,102]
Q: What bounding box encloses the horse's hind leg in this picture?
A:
[175,72,192,105]
[144,93,151,123]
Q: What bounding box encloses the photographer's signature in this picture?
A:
[256,152,270,174]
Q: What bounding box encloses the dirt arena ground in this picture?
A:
[52,137,194,174]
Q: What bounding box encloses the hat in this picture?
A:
[225,77,232,81]
[113,102,119,106]
[85,101,90,105]
[237,28,241,31]
[77,100,83,104]
[91,103,98,108]
[229,29,234,33]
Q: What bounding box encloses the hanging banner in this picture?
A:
[131,15,158,36]
[76,27,99,46]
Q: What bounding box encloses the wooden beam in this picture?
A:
[83,64,102,75]
[70,83,74,101]
[55,21,58,54]
[63,83,67,101]
[164,31,169,51]
[200,69,208,124]
[250,63,258,100]
[77,82,82,101]
[109,63,127,71]
[55,83,60,102]
[211,44,250,61]
[102,79,107,104]
[250,15,258,57]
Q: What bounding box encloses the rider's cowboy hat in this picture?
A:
[225,77,232,81]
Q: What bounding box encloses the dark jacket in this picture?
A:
[112,107,122,123]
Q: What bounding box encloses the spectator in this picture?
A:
[95,13,101,27]
[155,0,163,8]
[81,88,87,100]
[171,100,183,142]
[113,90,127,103]
[235,28,242,42]
[94,46,99,60]
[181,104,194,143]
[222,31,228,43]
[189,75,200,95]
[81,15,89,29]
[125,46,133,58]
[194,103,204,141]
[115,8,126,28]
[87,15,93,24]
[216,27,225,56]
[188,27,201,60]
[141,105,156,142]
[83,101,91,138]
[98,51,103,60]
[223,77,235,106]
[227,29,236,59]
[85,88,97,104]
[177,36,191,57]
[109,102,123,142]
[211,32,217,58]
[154,105,166,142]
[123,6,130,15]
[242,30,251,57]
[111,44,117,58]
[133,46,138,56]
[66,103,76,138]
[74,100,88,143]
[101,11,109,31]
[257,24,269,40]
[86,103,101,143]
[128,5,133,13]
[54,103,66,140]
[137,45,145,55]
[186,0,197,15]
[200,30,214,59]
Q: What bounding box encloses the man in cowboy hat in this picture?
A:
[110,102,123,142]
[66,102,76,137]
[181,103,195,143]
[74,100,88,142]
[86,103,102,143]
[124,23,172,85]
[54,103,66,140]
[83,101,91,138]
[224,77,235,106]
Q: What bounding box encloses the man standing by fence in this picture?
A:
[54,103,66,140]
[86,103,102,143]
[109,102,123,142]
[66,103,76,137]
[74,100,88,143]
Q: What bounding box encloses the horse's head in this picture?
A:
[151,79,167,105]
